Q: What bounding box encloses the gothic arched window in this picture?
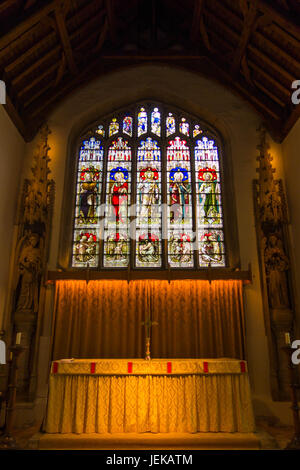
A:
[71,103,227,269]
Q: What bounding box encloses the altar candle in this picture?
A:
[16,332,22,345]
[285,332,291,345]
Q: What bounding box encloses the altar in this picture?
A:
[44,358,255,434]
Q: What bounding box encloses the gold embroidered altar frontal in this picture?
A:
[44,359,255,434]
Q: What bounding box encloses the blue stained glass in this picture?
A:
[138,107,147,136]
[166,113,175,136]
[123,116,133,136]
[151,107,161,136]
[79,137,103,161]
[138,138,161,161]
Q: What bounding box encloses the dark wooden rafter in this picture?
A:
[0,0,299,141]
[259,0,300,40]
[0,2,56,52]
[0,0,17,15]
[204,4,297,101]
[10,5,105,91]
[54,0,77,75]
[105,0,117,44]
[231,0,260,75]
[190,0,210,50]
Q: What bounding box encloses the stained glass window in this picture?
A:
[72,104,226,269]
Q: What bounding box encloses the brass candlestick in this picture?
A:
[145,337,151,361]
[141,316,158,361]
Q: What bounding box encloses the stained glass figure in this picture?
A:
[138,107,147,136]
[72,137,103,267]
[136,138,161,267]
[73,231,98,267]
[95,125,105,136]
[198,167,222,225]
[195,137,225,266]
[168,232,193,267]
[167,138,192,231]
[77,165,101,225]
[109,118,119,136]
[193,125,202,138]
[166,113,175,137]
[136,232,161,267]
[108,166,129,223]
[104,138,131,266]
[123,116,133,136]
[179,118,189,136]
[138,167,160,223]
[151,107,161,136]
[104,231,129,267]
[199,231,225,267]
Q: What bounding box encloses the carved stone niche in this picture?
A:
[10,125,54,400]
[254,126,296,401]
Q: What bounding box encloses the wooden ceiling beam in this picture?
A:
[17,62,58,98]
[248,59,291,99]
[206,30,284,121]
[2,0,101,71]
[54,0,77,75]
[258,0,300,39]
[12,47,60,86]
[211,0,300,75]
[190,0,204,42]
[205,7,296,87]
[0,1,55,52]
[105,0,117,44]
[231,0,260,75]
[253,79,286,107]
[11,8,104,87]
[0,0,18,14]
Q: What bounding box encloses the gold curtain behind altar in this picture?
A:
[51,279,246,360]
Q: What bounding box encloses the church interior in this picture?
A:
[0,0,300,451]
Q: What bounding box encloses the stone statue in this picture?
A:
[262,189,283,224]
[15,232,42,313]
[264,234,290,309]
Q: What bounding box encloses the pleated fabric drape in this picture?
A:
[51,279,246,360]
